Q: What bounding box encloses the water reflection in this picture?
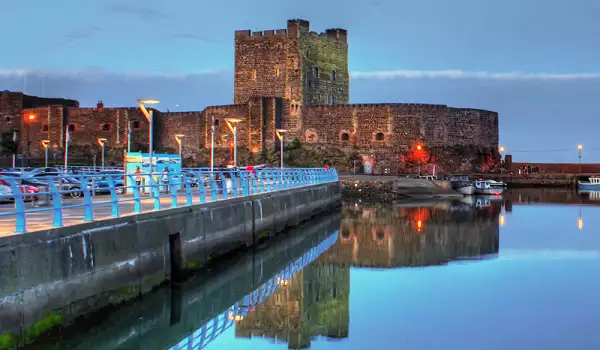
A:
[39,189,600,349]
[323,199,500,268]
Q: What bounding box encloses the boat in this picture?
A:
[474,180,504,195]
[450,175,476,195]
[577,176,600,191]
[488,179,507,188]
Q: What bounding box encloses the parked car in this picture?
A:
[0,179,39,202]
[22,167,62,177]
[86,175,126,195]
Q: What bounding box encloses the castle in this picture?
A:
[0,19,499,173]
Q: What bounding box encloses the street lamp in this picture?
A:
[275,129,287,169]
[12,131,18,168]
[41,140,50,167]
[174,134,185,158]
[577,144,583,173]
[210,117,216,172]
[225,118,243,167]
[97,138,107,169]
[138,98,160,174]
[416,144,423,176]
[499,146,505,174]
[25,114,36,165]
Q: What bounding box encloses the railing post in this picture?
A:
[7,178,26,233]
[167,174,178,208]
[208,172,218,201]
[230,170,240,197]
[257,171,266,194]
[47,177,63,227]
[240,170,249,196]
[147,174,161,210]
[184,175,193,206]
[126,174,142,214]
[105,177,120,217]
[218,170,229,200]
[197,171,207,203]
[80,175,94,221]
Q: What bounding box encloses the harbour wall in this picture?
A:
[0,182,340,347]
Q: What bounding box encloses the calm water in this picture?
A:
[46,189,600,349]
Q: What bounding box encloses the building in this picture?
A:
[0,19,499,173]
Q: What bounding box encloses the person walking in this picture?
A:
[161,168,170,193]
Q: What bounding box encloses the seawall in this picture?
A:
[0,182,340,347]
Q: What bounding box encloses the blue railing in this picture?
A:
[0,168,338,234]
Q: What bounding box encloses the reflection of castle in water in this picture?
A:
[318,201,501,268]
[235,263,350,349]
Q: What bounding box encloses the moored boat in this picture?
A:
[474,180,504,195]
[450,174,475,195]
[488,179,507,188]
[577,176,600,191]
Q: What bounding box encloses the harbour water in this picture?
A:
[35,189,600,349]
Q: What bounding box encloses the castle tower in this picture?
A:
[234,19,349,108]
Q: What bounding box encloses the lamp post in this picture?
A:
[225,118,243,167]
[127,120,132,153]
[26,114,35,165]
[578,144,583,173]
[12,131,18,168]
[275,129,287,169]
[41,140,50,167]
[416,144,422,176]
[138,99,160,174]
[499,146,505,174]
[210,117,215,172]
[97,138,107,169]
[174,134,185,158]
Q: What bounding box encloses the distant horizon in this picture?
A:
[1,0,599,163]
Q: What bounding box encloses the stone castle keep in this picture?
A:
[0,19,499,172]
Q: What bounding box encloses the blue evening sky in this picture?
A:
[1,0,599,162]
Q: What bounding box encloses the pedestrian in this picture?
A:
[162,168,169,193]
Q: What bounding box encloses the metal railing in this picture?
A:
[0,168,338,234]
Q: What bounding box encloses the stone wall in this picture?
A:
[19,106,65,160]
[160,111,203,158]
[299,28,349,106]
[0,91,23,135]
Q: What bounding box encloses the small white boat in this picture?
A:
[577,177,600,191]
[450,175,475,195]
[474,180,504,195]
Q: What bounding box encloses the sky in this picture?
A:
[1,0,599,162]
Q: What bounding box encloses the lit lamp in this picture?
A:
[275,129,287,169]
[138,98,160,174]
[416,144,423,176]
[577,144,583,173]
[25,114,36,166]
[41,140,50,167]
[225,118,243,167]
[499,146,505,174]
[174,134,185,158]
[210,117,216,173]
[97,138,107,169]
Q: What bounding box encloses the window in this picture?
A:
[42,124,49,132]
[329,94,335,105]
[313,66,319,80]
[275,66,280,77]
[331,70,336,82]
[375,132,385,141]
[132,120,141,129]
[252,69,257,80]
[340,132,350,141]
[4,117,10,123]
[214,119,219,126]
[101,123,111,131]
[68,124,76,132]
[341,228,350,238]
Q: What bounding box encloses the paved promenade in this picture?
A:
[0,192,221,236]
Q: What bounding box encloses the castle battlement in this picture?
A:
[235,19,347,43]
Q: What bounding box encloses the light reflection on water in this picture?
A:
[41,189,600,350]
[205,189,600,350]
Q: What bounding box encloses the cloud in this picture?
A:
[104,4,170,21]
[350,69,600,81]
[0,68,227,81]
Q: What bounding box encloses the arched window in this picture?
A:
[313,66,319,80]
[331,70,336,82]
[251,69,257,80]
[375,132,385,141]
[341,132,350,141]
[329,94,335,105]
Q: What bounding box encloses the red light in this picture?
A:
[417,220,422,231]
[416,145,422,151]
[28,114,35,121]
